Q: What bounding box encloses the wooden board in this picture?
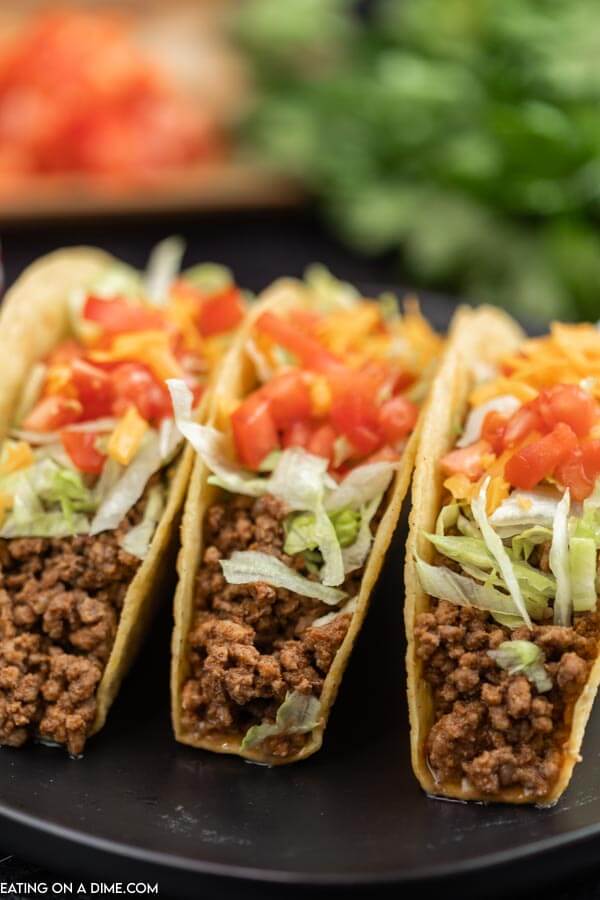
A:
[0,0,301,222]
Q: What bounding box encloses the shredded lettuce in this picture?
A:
[90,264,142,299]
[488,640,552,693]
[284,507,359,555]
[304,264,358,311]
[120,485,165,560]
[341,494,382,574]
[435,502,459,536]
[456,395,520,449]
[0,457,96,538]
[550,489,572,626]
[472,478,532,627]
[511,525,553,561]
[425,533,556,600]
[489,488,562,537]
[268,449,343,586]
[325,461,397,512]
[416,558,547,621]
[145,236,185,306]
[569,534,596,613]
[241,691,321,751]
[221,550,347,605]
[182,263,232,294]
[90,431,164,535]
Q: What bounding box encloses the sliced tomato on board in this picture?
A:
[260,371,312,430]
[197,286,245,338]
[70,358,114,419]
[22,395,82,431]
[83,296,165,335]
[504,423,578,491]
[60,430,106,475]
[379,396,419,444]
[440,440,491,481]
[535,385,596,438]
[231,394,279,470]
[110,362,172,423]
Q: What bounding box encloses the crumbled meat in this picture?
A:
[415,598,600,799]
[0,502,144,754]
[181,494,355,755]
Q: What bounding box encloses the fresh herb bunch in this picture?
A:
[237,0,600,321]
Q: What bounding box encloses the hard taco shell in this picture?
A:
[171,279,424,763]
[404,305,600,805]
[0,248,198,739]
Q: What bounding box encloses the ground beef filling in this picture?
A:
[415,598,600,798]
[0,509,142,755]
[181,494,354,757]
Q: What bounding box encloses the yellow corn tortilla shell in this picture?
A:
[171,278,429,764]
[0,248,198,740]
[405,305,600,805]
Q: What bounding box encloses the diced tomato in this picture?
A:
[307,424,337,461]
[502,406,543,448]
[330,391,382,456]
[581,439,600,481]
[22,395,82,431]
[47,339,83,366]
[255,311,342,373]
[536,385,596,438]
[481,411,508,454]
[363,444,401,464]
[197,286,245,338]
[554,448,593,501]
[110,363,172,423]
[504,422,578,490]
[60,430,106,475]
[260,372,312,430]
[440,440,492,481]
[231,394,279,469]
[379,396,419,443]
[329,368,383,456]
[282,420,314,450]
[83,296,165,335]
[70,359,114,419]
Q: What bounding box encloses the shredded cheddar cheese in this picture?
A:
[108,407,148,466]
[0,442,33,475]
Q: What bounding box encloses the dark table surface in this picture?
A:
[1,207,600,900]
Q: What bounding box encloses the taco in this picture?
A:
[169,268,441,763]
[0,240,245,755]
[406,306,600,805]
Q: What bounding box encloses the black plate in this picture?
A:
[0,294,599,899]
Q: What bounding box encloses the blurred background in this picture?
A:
[2,0,600,322]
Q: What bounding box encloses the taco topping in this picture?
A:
[174,270,441,757]
[0,245,243,753]
[416,323,600,799]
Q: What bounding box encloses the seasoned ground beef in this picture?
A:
[415,598,600,799]
[0,508,142,755]
[181,494,355,757]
